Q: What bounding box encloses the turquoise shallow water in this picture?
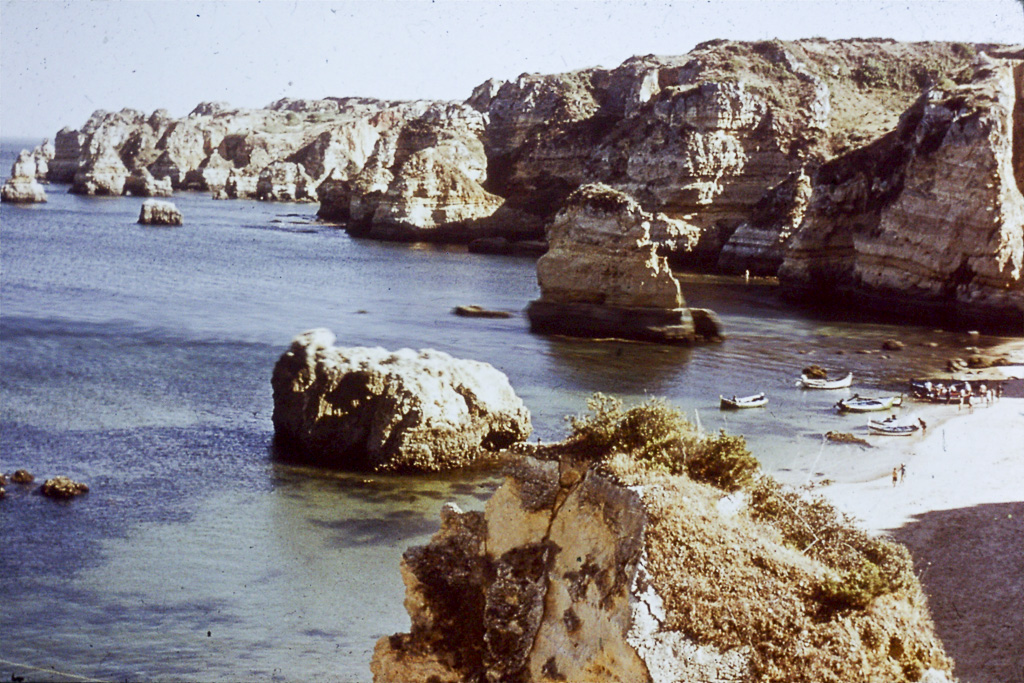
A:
[2,139,1018,681]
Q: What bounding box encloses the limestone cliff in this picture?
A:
[473,39,992,264]
[342,103,506,241]
[271,329,532,472]
[526,184,718,343]
[372,455,953,683]
[779,56,1024,330]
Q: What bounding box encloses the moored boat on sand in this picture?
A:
[720,392,769,409]
[798,372,853,389]
[835,395,903,413]
[867,418,920,436]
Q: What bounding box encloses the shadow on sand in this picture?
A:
[890,501,1024,683]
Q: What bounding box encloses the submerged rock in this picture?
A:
[1,150,48,203]
[138,199,183,226]
[526,184,718,344]
[39,476,89,499]
[372,455,951,682]
[453,305,513,319]
[271,329,532,472]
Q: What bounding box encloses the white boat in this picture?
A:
[835,395,903,413]
[720,392,769,409]
[798,372,853,389]
[867,418,920,436]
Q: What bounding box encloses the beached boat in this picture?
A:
[720,392,768,409]
[798,372,853,389]
[835,395,903,413]
[867,418,920,436]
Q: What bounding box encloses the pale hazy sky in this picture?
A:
[1,0,1022,139]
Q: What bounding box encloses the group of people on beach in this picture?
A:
[892,463,906,486]
[919,380,1002,413]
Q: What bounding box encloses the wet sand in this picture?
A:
[821,397,1024,683]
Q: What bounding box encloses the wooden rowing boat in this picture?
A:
[835,395,903,413]
[720,393,768,409]
[867,418,920,436]
[798,372,853,389]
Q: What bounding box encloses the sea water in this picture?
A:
[1,139,1016,681]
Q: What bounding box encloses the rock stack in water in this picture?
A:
[1,150,48,203]
[526,184,720,343]
[138,199,183,226]
[271,329,532,472]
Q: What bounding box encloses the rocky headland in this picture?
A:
[371,397,953,683]
[270,329,532,472]
[778,54,1024,329]
[13,39,1023,328]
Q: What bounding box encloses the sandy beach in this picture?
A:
[821,396,1024,683]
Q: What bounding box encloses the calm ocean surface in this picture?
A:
[1,138,1014,681]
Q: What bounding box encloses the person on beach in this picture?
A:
[918,417,927,435]
[892,467,899,487]
[967,394,974,414]
[900,463,906,482]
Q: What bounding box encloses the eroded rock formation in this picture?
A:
[271,329,532,472]
[526,184,715,343]
[372,456,953,683]
[1,150,48,203]
[138,199,183,226]
[39,476,89,499]
[124,167,173,197]
[779,55,1024,330]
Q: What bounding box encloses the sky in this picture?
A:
[1,0,1022,140]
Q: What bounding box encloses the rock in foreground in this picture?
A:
[373,397,952,683]
[138,199,183,226]
[373,454,952,683]
[271,329,532,472]
[527,184,719,343]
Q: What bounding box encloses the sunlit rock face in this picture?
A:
[371,456,954,683]
[342,103,505,241]
[137,199,182,226]
[473,39,985,261]
[270,329,532,473]
[779,55,1024,330]
[1,150,48,203]
[124,167,173,197]
[526,184,714,344]
[256,161,314,202]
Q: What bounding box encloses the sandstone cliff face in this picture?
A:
[124,167,173,197]
[341,103,505,241]
[527,184,716,343]
[271,329,532,472]
[779,56,1024,330]
[1,150,48,203]
[474,39,987,264]
[372,456,953,683]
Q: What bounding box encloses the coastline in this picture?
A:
[819,396,1024,683]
